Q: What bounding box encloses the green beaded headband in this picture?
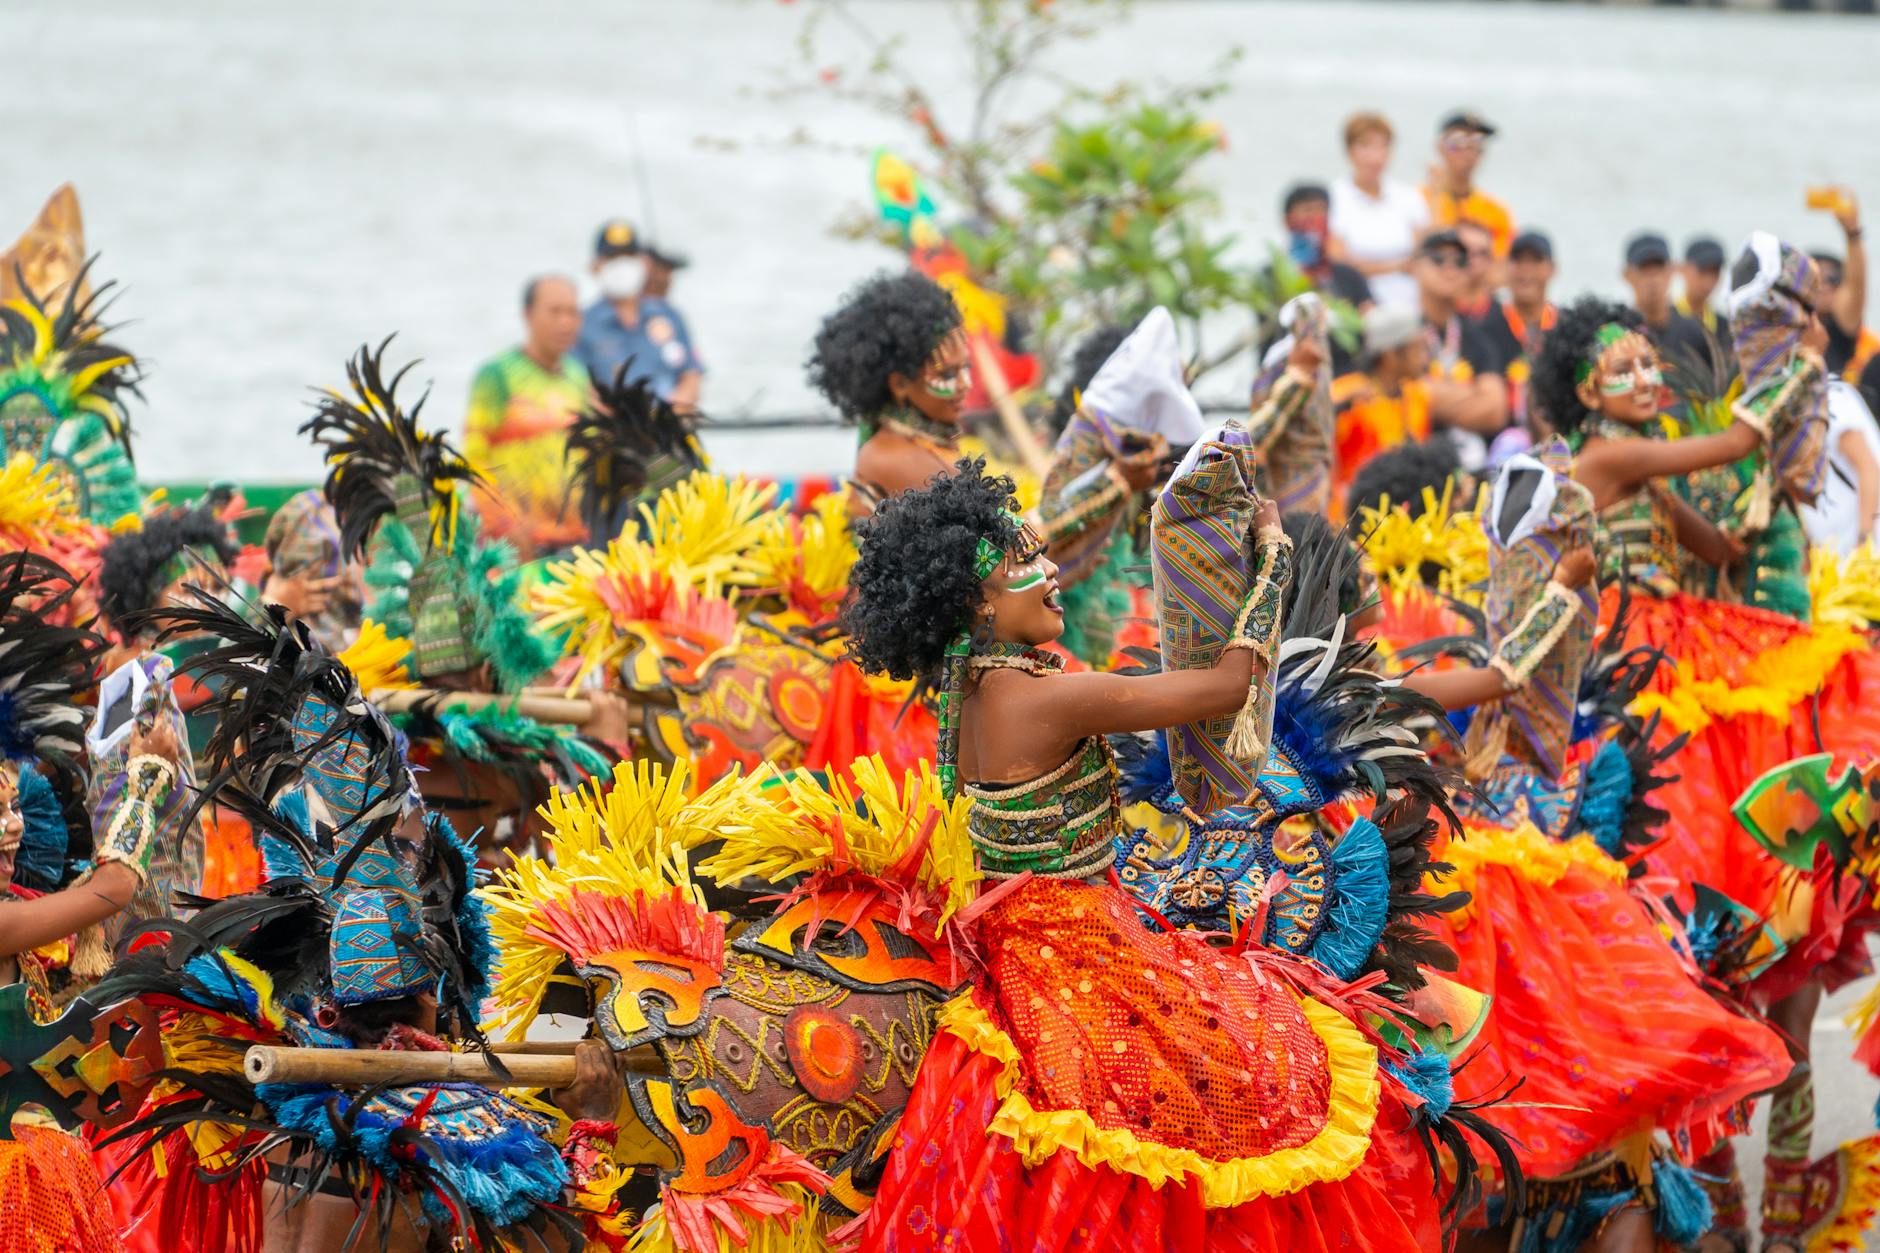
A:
[1575,322,1632,385]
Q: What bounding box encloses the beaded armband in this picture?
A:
[1041,462,1131,547]
[1225,527,1294,668]
[1488,582,1579,690]
[1244,367,1315,453]
[96,754,178,883]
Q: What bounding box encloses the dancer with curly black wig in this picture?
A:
[808,270,968,516]
[845,458,1472,1252]
[1536,282,1880,1253]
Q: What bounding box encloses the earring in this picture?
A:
[972,611,997,650]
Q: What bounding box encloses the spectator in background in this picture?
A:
[463,274,590,557]
[1329,111,1429,311]
[1622,232,1718,380]
[1413,230,1509,464]
[1812,188,1872,382]
[642,242,687,302]
[1479,230,1558,446]
[1256,183,1372,375]
[1331,303,1433,514]
[1797,378,1880,556]
[1423,111,1515,261]
[1676,237,1732,369]
[574,218,703,411]
[1454,220,1510,363]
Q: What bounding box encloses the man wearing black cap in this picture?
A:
[1412,229,1509,460]
[1676,237,1732,368]
[573,218,703,411]
[1423,111,1515,262]
[1622,232,1718,379]
[1477,231,1558,433]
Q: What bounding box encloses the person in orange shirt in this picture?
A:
[1423,110,1515,261]
[1331,304,1433,517]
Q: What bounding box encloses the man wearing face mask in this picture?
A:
[574,219,703,413]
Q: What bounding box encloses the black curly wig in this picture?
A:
[1530,297,1645,437]
[840,458,1021,682]
[98,503,240,628]
[1049,323,1133,440]
[1344,438,1465,522]
[807,271,964,421]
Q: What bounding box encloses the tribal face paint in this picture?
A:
[1588,329,1663,425]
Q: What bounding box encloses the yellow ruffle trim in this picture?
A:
[935,989,1380,1206]
[1631,622,1864,736]
[1809,1135,1880,1253]
[1437,822,1629,927]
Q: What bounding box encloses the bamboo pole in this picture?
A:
[970,338,1051,480]
[367,688,593,726]
[243,1045,660,1088]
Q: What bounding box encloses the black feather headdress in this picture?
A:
[0,256,143,449]
[0,552,105,771]
[564,360,706,541]
[298,337,478,562]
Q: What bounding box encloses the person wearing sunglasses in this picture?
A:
[1422,110,1515,263]
[1412,230,1510,459]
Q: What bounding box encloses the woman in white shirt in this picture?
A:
[1328,111,1429,310]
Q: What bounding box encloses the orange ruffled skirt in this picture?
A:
[1610,588,1880,995]
[1430,823,1790,1179]
[859,878,1437,1252]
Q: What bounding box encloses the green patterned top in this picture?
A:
[965,736,1121,881]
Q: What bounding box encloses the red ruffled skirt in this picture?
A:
[858,878,1438,1252]
[1611,588,1880,996]
[1431,823,1790,1178]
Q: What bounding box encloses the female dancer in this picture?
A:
[843,460,1453,1252]
[808,271,971,516]
[1384,442,1791,1252]
[1533,290,1880,1252]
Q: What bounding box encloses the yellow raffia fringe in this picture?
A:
[626,1190,829,1253]
[638,471,781,589]
[934,992,1379,1205]
[0,452,78,542]
[1847,981,1880,1041]
[532,538,741,691]
[1810,543,1880,630]
[1808,1135,1880,1253]
[1359,481,1489,608]
[698,755,980,930]
[744,489,858,618]
[1630,622,1864,735]
[1437,822,1629,927]
[479,759,791,1039]
[337,619,414,692]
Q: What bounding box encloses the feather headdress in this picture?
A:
[0,258,142,523]
[563,362,706,542]
[0,551,104,769]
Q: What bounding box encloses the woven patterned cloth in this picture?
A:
[1152,426,1269,812]
[1732,239,1829,505]
[1466,439,1599,779]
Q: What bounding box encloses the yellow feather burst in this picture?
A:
[1810,543,1880,630]
[637,471,781,588]
[745,489,859,617]
[697,755,980,930]
[1359,480,1488,607]
[532,538,742,690]
[479,759,790,1039]
[0,452,78,541]
[338,619,415,692]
